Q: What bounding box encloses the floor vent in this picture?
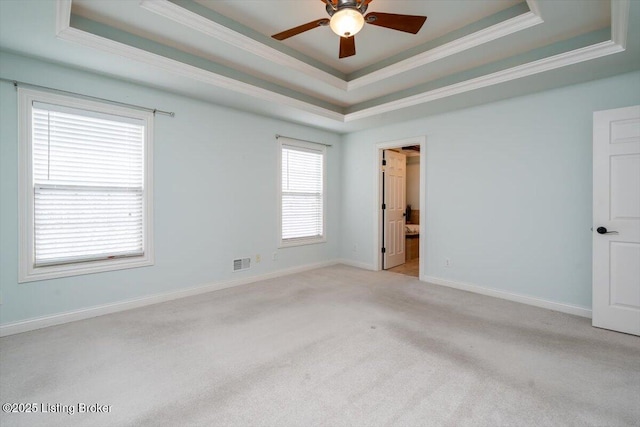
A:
[233,257,250,272]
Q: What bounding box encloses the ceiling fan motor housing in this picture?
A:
[325,0,369,17]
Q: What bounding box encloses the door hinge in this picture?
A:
[382,203,386,210]
[381,247,386,253]
[382,159,387,166]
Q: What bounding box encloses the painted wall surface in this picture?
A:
[0,52,341,325]
[340,71,640,309]
[1,50,639,326]
[406,156,420,211]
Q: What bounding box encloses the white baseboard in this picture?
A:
[1,262,592,337]
[422,275,592,318]
[337,259,377,271]
[0,260,339,337]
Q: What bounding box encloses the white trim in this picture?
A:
[277,137,327,248]
[139,0,348,91]
[140,0,544,93]
[278,238,327,248]
[17,87,155,283]
[611,0,630,48]
[56,26,345,122]
[17,86,30,284]
[55,0,71,35]
[373,136,426,276]
[2,260,592,336]
[418,139,427,280]
[337,259,376,271]
[1,260,340,337]
[525,0,542,19]
[345,41,624,122]
[422,275,592,318]
[53,0,629,126]
[347,9,543,91]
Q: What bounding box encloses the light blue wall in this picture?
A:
[0,52,341,325]
[340,71,640,309]
[2,50,639,326]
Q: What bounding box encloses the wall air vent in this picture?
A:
[233,257,251,272]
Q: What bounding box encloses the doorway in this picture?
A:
[375,137,426,279]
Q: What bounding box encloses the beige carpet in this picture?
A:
[1,265,639,426]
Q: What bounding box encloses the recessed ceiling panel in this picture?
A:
[1,0,637,133]
[197,0,521,73]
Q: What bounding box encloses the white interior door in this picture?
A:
[384,150,406,269]
[593,105,640,336]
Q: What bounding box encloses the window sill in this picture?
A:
[19,254,154,283]
[279,237,327,249]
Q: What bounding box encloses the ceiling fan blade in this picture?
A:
[365,12,427,34]
[339,36,356,58]
[272,18,329,40]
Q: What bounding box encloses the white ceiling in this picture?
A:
[195,0,523,74]
[0,0,638,133]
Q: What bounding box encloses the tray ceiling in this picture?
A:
[0,0,638,133]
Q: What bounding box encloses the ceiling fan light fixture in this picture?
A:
[329,8,365,37]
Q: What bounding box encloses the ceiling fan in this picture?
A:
[272,0,427,59]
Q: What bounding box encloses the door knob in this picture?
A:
[596,227,618,235]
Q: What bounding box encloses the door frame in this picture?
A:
[374,136,426,278]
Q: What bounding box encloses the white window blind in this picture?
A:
[280,141,325,245]
[32,102,146,266]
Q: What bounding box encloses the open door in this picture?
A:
[592,105,640,336]
[383,149,406,269]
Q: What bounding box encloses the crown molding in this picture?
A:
[139,0,348,91]
[141,0,544,93]
[55,0,72,35]
[55,25,344,121]
[612,0,630,48]
[346,7,543,91]
[525,0,542,20]
[54,0,630,127]
[345,40,624,122]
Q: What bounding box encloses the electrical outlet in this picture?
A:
[272,252,278,261]
[256,254,261,263]
[353,244,358,253]
[445,258,452,267]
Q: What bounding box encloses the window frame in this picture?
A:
[277,137,327,248]
[18,88,154,283]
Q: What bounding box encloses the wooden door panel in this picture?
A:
[384,150,406,269]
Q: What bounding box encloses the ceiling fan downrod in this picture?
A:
[325,0,369,17]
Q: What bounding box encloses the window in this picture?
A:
[278,138,326,247]
[18,88,153,282]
